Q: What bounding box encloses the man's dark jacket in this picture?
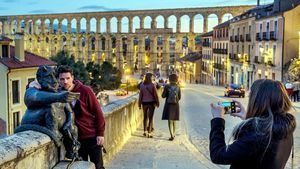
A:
[210,113,295,169]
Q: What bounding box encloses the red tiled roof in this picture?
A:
[0,36,13,42]
[0,46,56,69]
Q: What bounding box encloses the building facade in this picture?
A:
[200,31,213,85]
[228,7,260,89]
[176,52,201,83]
[0,34,55,136]
[254,13,284,81]
[212,21,229,86]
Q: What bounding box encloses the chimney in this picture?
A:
[257,0,260,6]
[14,32,25,62]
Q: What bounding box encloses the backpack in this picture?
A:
[167,85,179,104]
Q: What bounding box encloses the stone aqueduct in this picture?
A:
[0,6,253,75]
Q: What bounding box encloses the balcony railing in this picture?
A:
[254,56,260,63]
[246,34,251,41]
[270,31,277,41]
[262,32,269,41]
[202,54,212,60]
[213,48,228,54]
[235,35,239,42]
[266,59,275,67]
[202,42,211,47]
[239,35,244,42]
[256,33,262,41]
[213,63,226,70]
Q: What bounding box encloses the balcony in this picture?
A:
[270,31,277,41]
[213,63,226,70]
[254,56,260,63]
[213,48,228,54]
[202,54,212,60]
[266,60,275,67]
[246,34,251,41]
[256,33,262,41]
[239,35,244,42]
[229,53,234,59]
[245,55,251,63]
[202,42,211,47]
[262,32,269,41]
[235,35,239,42]
[230,36,234,42]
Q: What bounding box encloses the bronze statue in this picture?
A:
[15,65,80,160]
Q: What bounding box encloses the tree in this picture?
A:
[50,51,89,84]
[100,61,122,90]
[86,61,102,93]
[50,51,122,92]
[287,58,300,81]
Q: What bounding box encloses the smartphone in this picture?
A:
[221,102,236,114]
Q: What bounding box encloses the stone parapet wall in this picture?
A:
[0,94,143,169]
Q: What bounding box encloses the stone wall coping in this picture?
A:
[0,94,139,167]
[102,94,138,115]
[0,130,51,165]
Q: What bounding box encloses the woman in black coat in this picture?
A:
[162,74,181,141]
[210,79,296,169]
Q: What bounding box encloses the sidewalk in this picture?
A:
[293,101,300,109]
[106,100,220,169]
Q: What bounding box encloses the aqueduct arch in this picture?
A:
[0,5,253,76]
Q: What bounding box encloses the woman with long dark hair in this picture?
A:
[138,73,159,138]
[210,79,296,169]
[162,73,181,141]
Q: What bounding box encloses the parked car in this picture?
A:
[224,84,245,97]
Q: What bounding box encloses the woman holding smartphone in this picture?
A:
[209,79,296,169]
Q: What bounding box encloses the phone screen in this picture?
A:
[221,102,231,108]
[221,102,236,114]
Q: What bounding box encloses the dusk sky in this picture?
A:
[0,0,274,16]
[0,0,274,32]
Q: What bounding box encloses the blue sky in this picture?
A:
[0,0,274,16]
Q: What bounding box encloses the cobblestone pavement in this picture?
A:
[106,84,300,169]
[106,97,220,169]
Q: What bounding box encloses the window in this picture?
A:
[12,80,20,104]
[2,45,9,57]
[273,45,276,61]
[274,21,278,38]
[267,22,270,38]
[272,73,275,80]
[248,45,251,58]
[28,78,35,84]
[13,111,20,130]
[248,25,251,34]
[259,23,262,38]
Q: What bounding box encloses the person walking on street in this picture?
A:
[210,79,296,169]
[58,65,106,169]
[292,80,300,102]
[162,74,181,141]
[138,73,159,138]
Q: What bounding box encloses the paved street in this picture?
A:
[106,84,300,169]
